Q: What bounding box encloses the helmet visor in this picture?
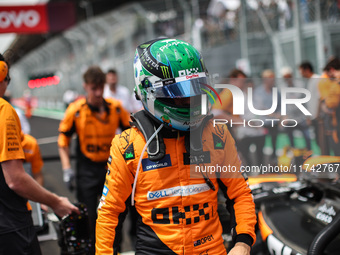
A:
[151,77,212,98]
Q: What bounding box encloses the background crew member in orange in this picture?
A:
[96,38,256,255]
[21,131,44,186]
[0,55,79,255]
[21,131,50,212]
[323,57,340,155]
[58,65,130,254]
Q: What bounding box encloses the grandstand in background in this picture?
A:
[6,0,340,112]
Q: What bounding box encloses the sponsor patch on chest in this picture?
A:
[147,183,210,200]
[142,154,172,172]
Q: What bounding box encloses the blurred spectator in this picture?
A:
[211,68,247,137]
[299,61,323,150]
[212,69,266,166]
[327,0,340,23]
[286,0,294,26]
[299,61,320,116]
[261,0,279,30]
[219,8,237,40]
[235,75,267,167]
[164,21,176,38]
[281,67,311,150]
[254,69,281,161]
[103,68,142,113]
[277,0,292,30]
[206,0,239,45]
[63,89,79,109]
[300,0,310,23]
[279,66,303,88]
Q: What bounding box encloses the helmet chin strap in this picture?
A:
[131,110,166,161]
[131,123,164,206]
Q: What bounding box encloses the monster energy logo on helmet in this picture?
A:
[161,66,170,79]
[137,39,171,79]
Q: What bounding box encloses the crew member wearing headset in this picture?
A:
[0,54,79,255]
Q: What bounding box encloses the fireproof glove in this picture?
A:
[63,168,75,191]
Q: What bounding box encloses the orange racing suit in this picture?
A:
[58,97,131,163]
[58,97,131,248]
[96,115,256,255]
[22,132,43,177]
[325,81,340,154]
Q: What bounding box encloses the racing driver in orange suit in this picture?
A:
[96,38,256,255]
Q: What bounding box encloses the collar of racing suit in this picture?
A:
[130,110,215,205]
[130,110,213,161]
[86,98,110,114]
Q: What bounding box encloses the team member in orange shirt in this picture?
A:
[2,96,44,186]
[96,39,256,255]
[21,132,44,186]
[58,65,130,254]
[323,58,340,155]
[21,131,50,213]
[0,55,78,254]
